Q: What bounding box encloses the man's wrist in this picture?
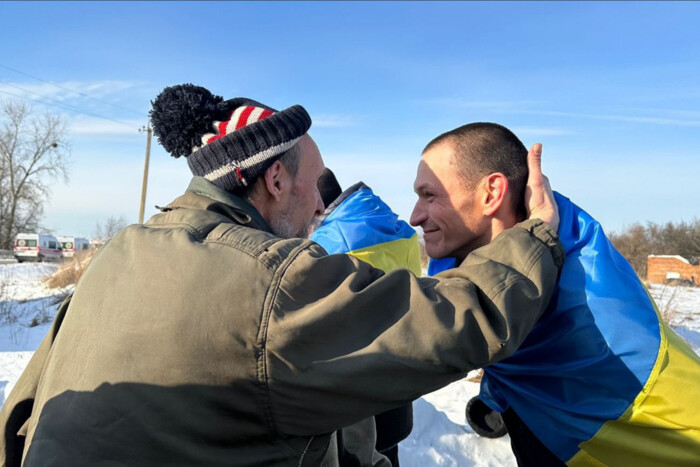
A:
[516,218,565,271]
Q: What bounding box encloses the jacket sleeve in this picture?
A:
[0,295,71,467]
[263,219,564,436]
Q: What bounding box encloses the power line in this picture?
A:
[0,64,154,223]
[0,85,140,131]
[0,63,145,117]
[0,83,141,131]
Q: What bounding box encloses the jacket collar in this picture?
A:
[162,177,273,233]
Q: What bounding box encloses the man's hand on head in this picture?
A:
[524,143,559,232]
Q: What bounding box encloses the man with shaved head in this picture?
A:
[417,122,700,466]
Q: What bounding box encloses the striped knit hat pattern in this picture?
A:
[150,84,311,192]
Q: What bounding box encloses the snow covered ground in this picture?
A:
[0,262,67,406]
[649,283,700,356]
[0,262,698,465]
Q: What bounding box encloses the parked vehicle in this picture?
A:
[13,233,63,263]
[57,236,91,258]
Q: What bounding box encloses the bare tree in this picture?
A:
[609,223,652,278]
[94,215,129,242]
[0,101,69,249]
[417,231,430,271]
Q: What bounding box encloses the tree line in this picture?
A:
[608,219,700,279]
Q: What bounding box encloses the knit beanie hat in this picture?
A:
[150,84,312,193]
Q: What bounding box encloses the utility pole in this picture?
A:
[138,125,152,224]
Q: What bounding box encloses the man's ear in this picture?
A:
[262,160,288,202]
[480,173,509,216]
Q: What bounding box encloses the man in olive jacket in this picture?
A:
[0,84,563,467]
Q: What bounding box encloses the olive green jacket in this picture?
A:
[0,178,563,466]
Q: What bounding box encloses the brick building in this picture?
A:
[647,255,700,285]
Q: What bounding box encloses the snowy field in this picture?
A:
[0,262,698,465]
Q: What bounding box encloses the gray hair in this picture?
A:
[237,143,302,200]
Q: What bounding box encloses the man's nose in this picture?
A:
[314,190,325,216]
[410,201,425,227]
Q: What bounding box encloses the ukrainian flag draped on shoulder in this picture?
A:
[310,183,421,275]
[429,192,700,465]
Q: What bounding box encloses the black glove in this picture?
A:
[465,395,507,439]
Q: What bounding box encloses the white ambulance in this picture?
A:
[13,233,63,263]
[57,236,91,258]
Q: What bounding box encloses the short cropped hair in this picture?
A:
[424,122,528,220]
[278,143,302,178]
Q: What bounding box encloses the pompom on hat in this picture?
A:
[150,84,311,192]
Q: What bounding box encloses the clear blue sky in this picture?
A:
[1,1,699,238]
